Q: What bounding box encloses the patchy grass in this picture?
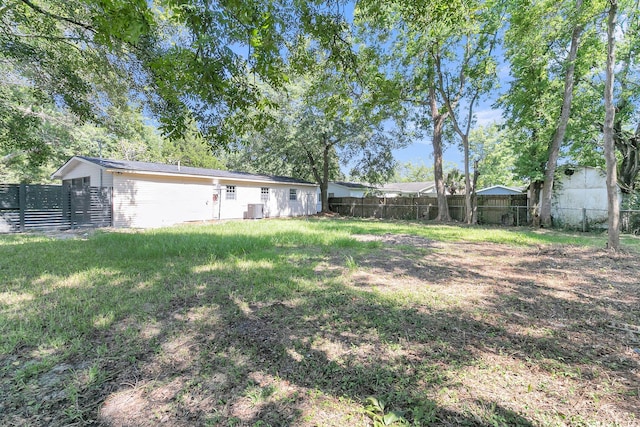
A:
[1,218,639,426]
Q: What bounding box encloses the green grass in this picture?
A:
[1,218,638,426]
[306,217,640,249]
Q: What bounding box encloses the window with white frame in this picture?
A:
[289,188,297,201]
[261,187,269,202]
[226,185,236,200]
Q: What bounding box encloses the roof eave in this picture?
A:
[107,169,318,187]
[51,156,102,180]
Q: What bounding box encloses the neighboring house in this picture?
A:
[476,185,524,196]
[550,166,621,228]
[378,182,437,197]
[52,156,319,228]
[318,181,372,212]
[327,182,373,198]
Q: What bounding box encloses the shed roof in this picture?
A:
[52,156,317,186]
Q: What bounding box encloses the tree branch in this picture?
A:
[19,0,95,34]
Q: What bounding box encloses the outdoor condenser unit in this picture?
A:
[247,204,264,219]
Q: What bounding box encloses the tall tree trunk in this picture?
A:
[471,158,479,224]
[530,180,543,226]
[539,0,584,227]
[430,88,450,221]
[462,134,473,224]
[305,138,333,213]
[604,0,620,250]
[320,145,331,213]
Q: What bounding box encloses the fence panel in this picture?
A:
[0,184,112,232]
[329,195,529,225]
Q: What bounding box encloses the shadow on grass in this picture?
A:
[1,221,638,426]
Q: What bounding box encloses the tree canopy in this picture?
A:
[1,0,354,142]
[1,0,640,243]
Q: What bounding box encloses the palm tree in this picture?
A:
[445,169,465,195]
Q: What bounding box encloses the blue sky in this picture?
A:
[389,103,505,173]
[340,2,511,176]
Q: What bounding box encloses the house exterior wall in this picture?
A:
[112,173,214,228]
[58,161,113,187]
[54,157,320,228]
[327,183,366,198]
[215,181,318,220]
[551,167,620,228]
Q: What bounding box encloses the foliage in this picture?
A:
[225,43,402,211]
[469,124,522,189]
[391,161,435,182]
[499,0,605,182]
[445,168,465,195]
[355,0,504,221]
[364,397,408,426]
[0,0,356,146]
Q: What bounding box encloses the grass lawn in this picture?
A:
[1,218,639,426]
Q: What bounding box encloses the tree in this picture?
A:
[391,161,435,182]
[501,0,598,227]
[1,0,356,149]
[603,0,621,250]
[538,0,586,227]
[433,0,502,223]
[469,124,521,189]
[226,53,401,212]
[356,0,503,222]
[445,169,465,195]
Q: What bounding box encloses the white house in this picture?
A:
[378,182,437,197]
[550,166,621,228]
[52,156,319,228]
[476,185,524,196]
[327,182,373,198]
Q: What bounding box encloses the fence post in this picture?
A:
[62,184,70,228]
[582,208,587,232]
[70,188,76,230]
[18,184,26,232]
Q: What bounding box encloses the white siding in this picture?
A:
[59,161,113,187]
[54,157,320,228]
[551,167,619,227]
[327,183,367,198]
[215,182,319,219]
[112,174,214,228]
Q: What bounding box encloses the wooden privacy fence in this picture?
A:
[0,184,112,232]
[329,195,530,225]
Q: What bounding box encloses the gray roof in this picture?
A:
[56,156,316,186]
[380,181,436,193]
[476,185,524,195]
[331,181,374,189]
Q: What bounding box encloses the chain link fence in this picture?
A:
[552,207,640,234]
[328,196,640,235]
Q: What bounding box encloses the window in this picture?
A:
[226,185,236,200]
[261,187,269,202]
[63,177,90,188]
[289,188,297,201]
